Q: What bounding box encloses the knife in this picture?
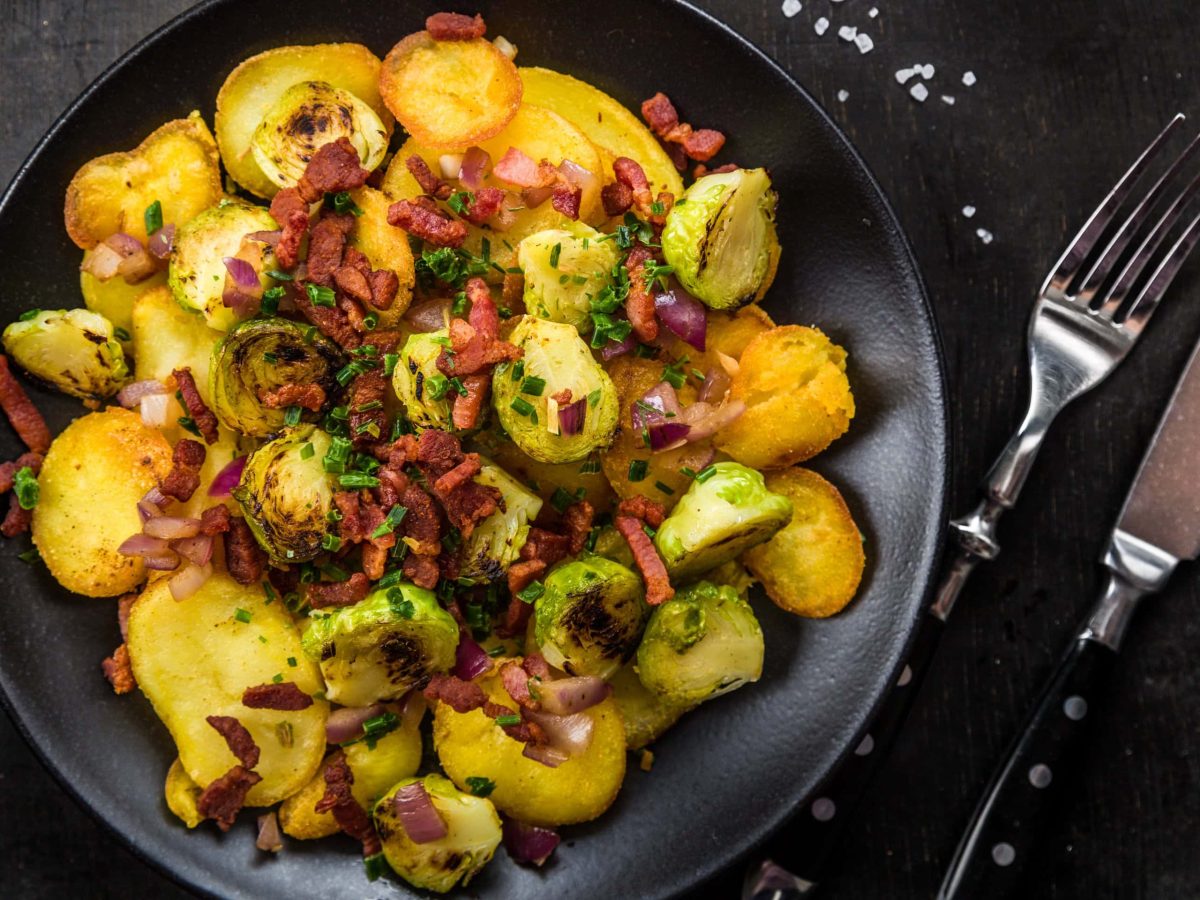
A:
[936,334,1200,899]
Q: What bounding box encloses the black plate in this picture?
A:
[0,1,948,897]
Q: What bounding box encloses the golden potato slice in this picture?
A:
[609,663,690,751]
[743,467,865,617]
[470,429,614,515]
[64,112,222,249]
[177,427,241,520]
[379,32,521,149]
[131,285,224,407]
[128,571,328,807]
[433,670,625,827]
[715,325,854,468]
[660,303,776,380]
[165,758,205,828]
[347,186,415,327]
[79,252,165,340]
[32,408,171,597]
[519,67,683,197]
[599,354,716,511]
[215,43,390,198]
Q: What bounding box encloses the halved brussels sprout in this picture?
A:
[588,524,634,569]
[456,460,543,585]
[233,425,335,563]
[636,580,764,706]
[374,774,502,894]
[301,582,459,707]
[211,318,345,437]
[492,317,619,464]
[654,461,792,581]
[392,330,455,432]
[534,557,648,679]
[251,81,389,191]
[517,222,619,334]
[661,167,780,310]
[168,199,278,331]
[1,308,129,400]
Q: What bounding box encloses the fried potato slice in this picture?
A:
[215,43,390,198]
[32,408,171,597]
[432,668,626,827]
[519,66,683,197]
[715,325,854,468]
[128,570,328,807]
[660,303,776,377]
[79,252,165,341]
[742,467,865,617]
[347,186,415,326]
[131,285,224,407]
[165,758,205,828]
[609,663,690,751]
[379,31,522,149]
[64,112,222,249]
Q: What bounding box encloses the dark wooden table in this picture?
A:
[3,1,1199,897]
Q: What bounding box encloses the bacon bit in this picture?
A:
[226,517,266,585]
[426,11,487,40]
[316,751,381,857]
[662,139,689,173]
[452,373,489,431]
[306,572,370,608]
[206,714,260,768]
[502,272,524,309]
[361,542,388,581]
[403,553,441,589]
[424,673,487,713]
[333,265,372,303]
[615,509,673,605]
[338,294,370,334]
[306,213,354,285]
[641,92,728,164]
[682,129,726,163]
[160,438,206,502]
[0,357,50,454]
[258,383,326,412]
[505,558,545,601]
[269,187,311,270]
[269,565,301,599]
[434,452,483,495]
[172,367,219,444]
[551,182,583,220]
[200,504,231,535]
[348,370,388,448]
[523,652,551,679]
[117,593,136,642]
[613,157,654,219]
[334,491,366,542]
[500,660,538,711]
[624,247,658,343]
[601,181,634,217]
[650,191,675,228]
[368,269,399,310]
[561,500,595,556]
[641,92,680,137]
[415,430,501,537]
[693,162,739,179]
[243,682,313,711]
[198,765,262,832]
[296,137,371,204]
[1,494,32,537]
[462,186,506,225]
[617,495,667,527]
[388,197,468,248]
[398,484,442,589]
[437,279,521,377]
[376,463,410,510]
[0,451,43,492]
[101,643,136,694]
[295,289,362,349]
[406,154,453,200]
[492,147,558,189]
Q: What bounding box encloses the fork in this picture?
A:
[746,113,1200,900]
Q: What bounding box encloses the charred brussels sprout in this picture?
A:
[374,774,502,893]
[211,318,345,437]
[301,582,459,707]
[492,317,619,464]
[517,223,619,334]
[392,330,455,432]
[661,167,780,310]
[456,461,543,585]
[654,461,792,581]
[251,81,388,191]
[233,425,335,563]
[2,309,129,400]
[534,557,648,679]
[636,580,764,705]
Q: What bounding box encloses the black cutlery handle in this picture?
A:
[936,636,1118,900]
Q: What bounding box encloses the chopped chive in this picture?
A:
[13,467,38,510]
[284,406,302,426]
[113,326,131,341]
[339,473,380,489]
[494,713,522,727]
[654,480,675,495]
[305,283,336,307]
[18,309,41,322]
[465,776,496,797]
[257,634,268,644]
[510,396,535,417]
[144,199,163,235]
[321,534,343,552]
[234,608,252,623]
[511,360,525,381]
[517,581,545,604]
[549,242,562,268]
[628,459,649,482]
[519,376,546,396]
[263,582,277,604]
[266,269,292,281]
[695,464,718,483]
[371,504,409,539]
[287,656,298,667]
[299,442,315,460]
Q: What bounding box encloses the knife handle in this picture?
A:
[936,635,1118,900]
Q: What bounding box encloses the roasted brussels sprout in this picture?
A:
[233,425,335,563]
[588,524,635,569]
[251,81,389,191]
[301,582,459,707]
[168,199,278,331]
[517,223,619,334]
[661,167,780,310]
[392,330,455,432]
[636,580,764,705]
[534,557,648,679]
[654,461,792,581]
[211,318,345,437]
[1,308,129,400]
[492,317,619,464]
[374,774,502,894]
[456,460,543,585]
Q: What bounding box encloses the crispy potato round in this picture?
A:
[742,468,865,617]
[64,112,222,249]
[79,252,165,341]
[131,285,224,407]
[715,325,854,468]
[215,43,390,198]
[432,670,626,827]
[164,758,204,828]
[609,663,690,751]
[661,304,776,377]
[346,186,415,326]
[32,408,172,597]
[379,31,522,149]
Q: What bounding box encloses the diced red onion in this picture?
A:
[521,742,569,768]
[537,676,611,716]
[453,633,491,681]
[103,232,143,256]
[118,533,172,557]
[400,691,427,732]
[503,819,560,867]
[143,516,202,540]
[557,398,587,437]
[632,382,682,431]
[137,499,162,523]
[208,456,247,498]
[223,257,263,316]
[678,399,746,441]
[393,782,448,844]
[558,159,599,211]
[223,256,260,289]
[492,35,518,60]
[256,812,283,853]
[458,146,492,190]
[493,146,541,187]
[141,486,170,510]
[143,553,182,572]
[438,153,464,180]
[648,421,691,451]
[326,704,386,744]
[698,366,732,403]
[168,562,211,601]
[600,333,637,361]
[654,285,707,351]
[139,392,172,428]
[172,533,214,567]
[491,199,518,232]
[523,709,595,756]
[147,223,175,259]
[246,229,281,247]
[117,379,166,408]
[117,247,157,284]
[81,243,123,280]
[404,298,453,333]
[521,185,554,208]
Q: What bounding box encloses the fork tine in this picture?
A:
[1075,129,1200,305]
[1120,210,1200,334]
[1042,113,1185,297]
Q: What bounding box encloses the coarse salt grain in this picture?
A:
[895,68,916,85]
[962,205,976,218]
[909,83,929,102]
[963,71,977,86]
[838,25,858,41]
[869,7,879,16]
[837,89,850,102]
[976,228,994,244]
[921,64,936,79]
[855,33,874,54]
[941,95,956,105]
[814,16,830,35]
[782,0,802,17]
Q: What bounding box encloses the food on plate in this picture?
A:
[0,9,871,890]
